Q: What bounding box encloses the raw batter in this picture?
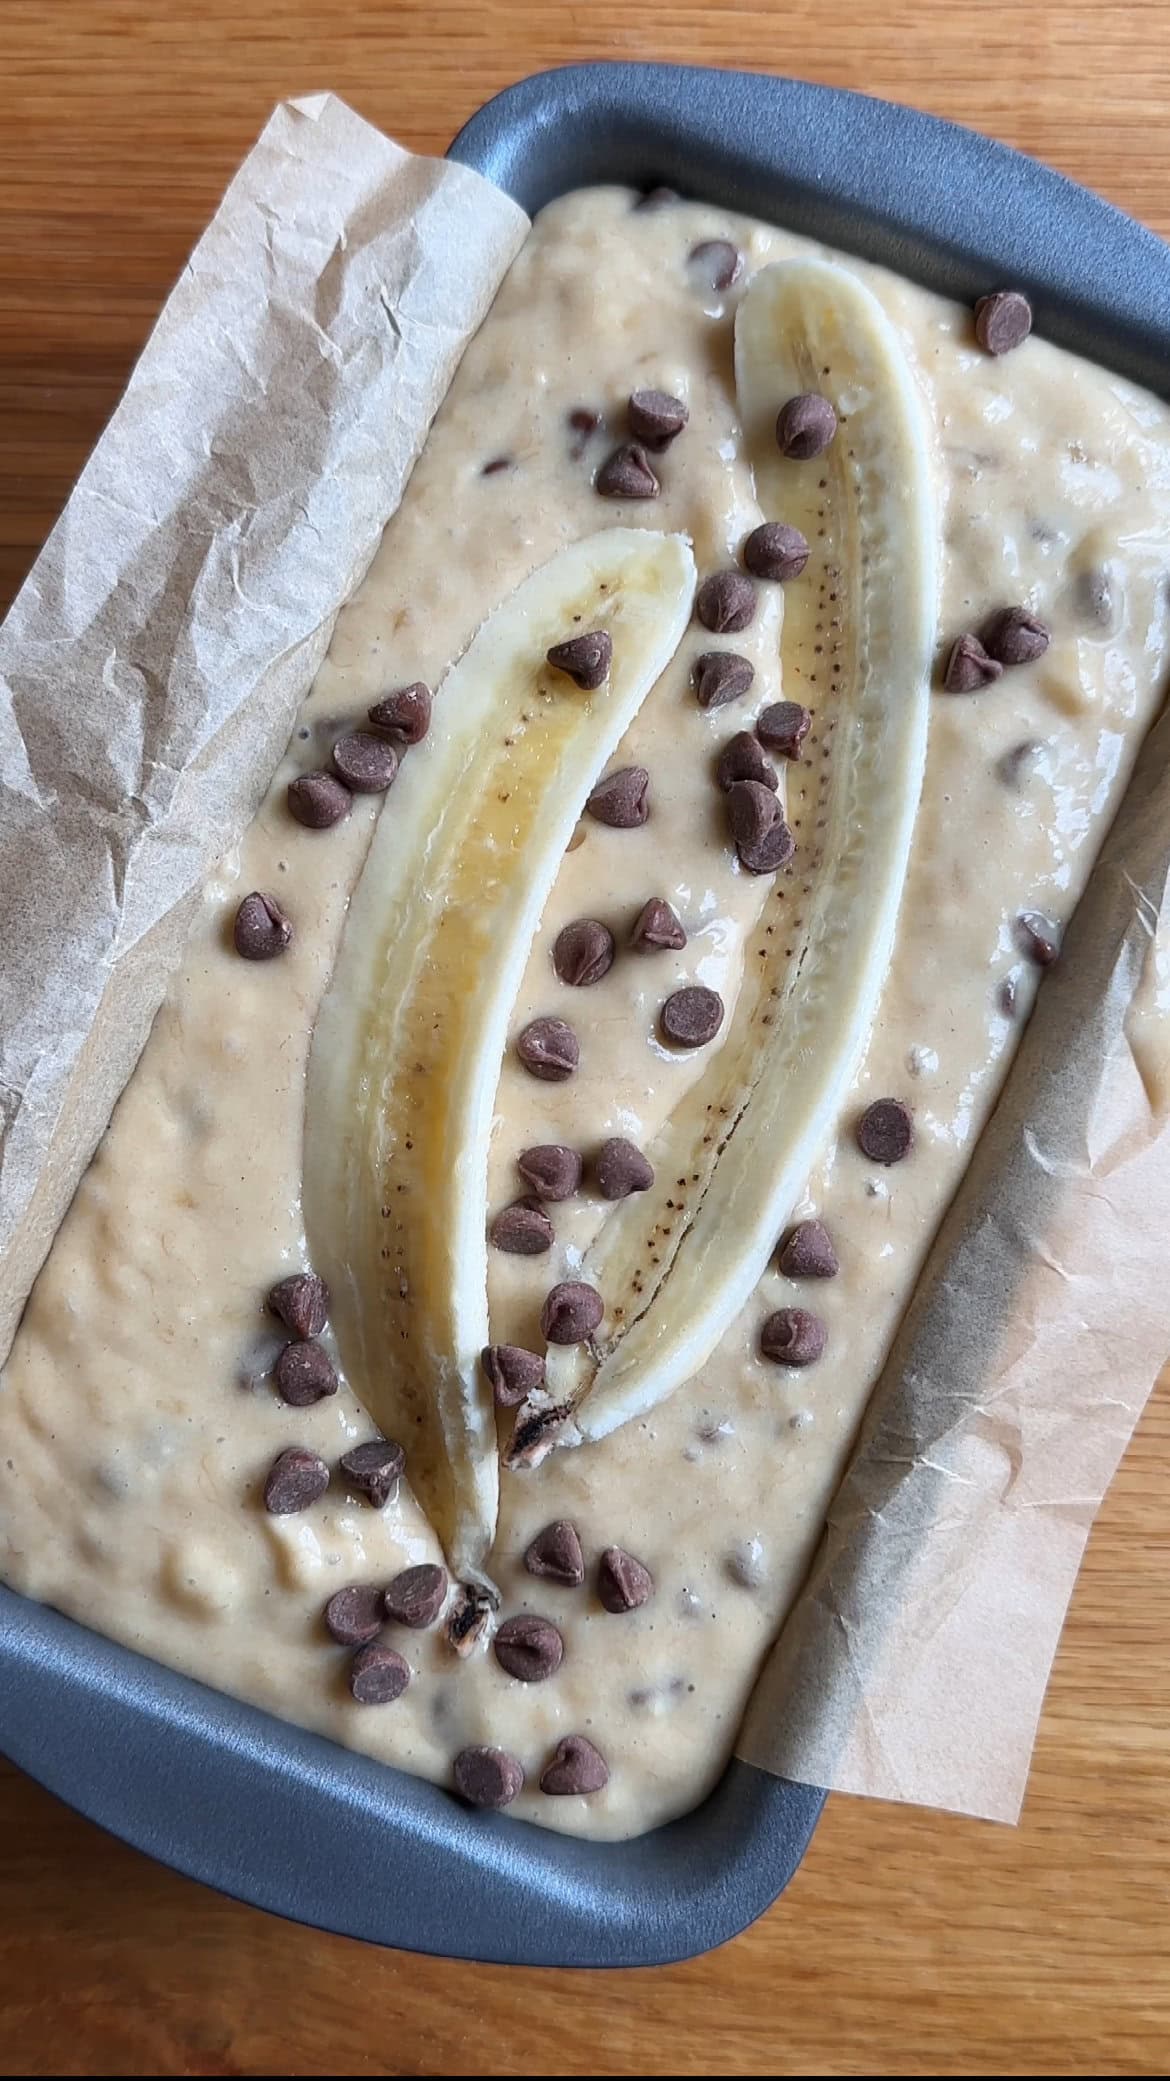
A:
[2,188,1169,1839]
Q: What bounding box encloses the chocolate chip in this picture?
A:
[553,918,615,987]
[233,892,292,961]
[481,1344,546,1407]
[540,1281,604,1344]
[263,1447,329,1515]
[481,455,511,476]
[778,1219,839,1280]
[273,1340,338,1407]
[628,388,688,449]
[776,392,837,459]
[974,289,1032,356]
[856,1098,914,1165]
[944,634,1003,694]
[331,731,400,793]
[760,1307,827,1366]
[630,897,687,952]
[453,1746,525,1809]
[982,606,1050,667]
[595,1138,654,1200]
[546,629,613,690]
[633,185,678,210]
[694,649,755,710]
[489,1198,555,1255]
[997,739,1041,788]
[324,1584,385,1646]
[688,239,742,290]
[287,772,352,829]
[595,443,660,499]
[661,985,724,1048]
[597,1546,654,1612]
[349,1641,411,1704]
[338,1437,406,1509]
[517,1144,582,1200]
[516,1016,579,1081]
[695,571,756,634]
[384,1563,447,1629]
[540,1734,609,1796]
[586,765,649,827]
[367,682,432,744]
[727,779,794,875]
[494,1614,564,1682]
[567,406,602,459]
[1016,911,1060,966]
[756,701,812,759]
[743,522,809,583]
[716,730,778,791]
[266,1272,329,1340]
[524,1519,586,1587]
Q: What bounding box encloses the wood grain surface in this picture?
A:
[4,3,1170,2074]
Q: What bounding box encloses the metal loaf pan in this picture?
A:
[3,62,1170,1968]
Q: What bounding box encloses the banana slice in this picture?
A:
[516,258,936,1458]
[303,528,696,1582]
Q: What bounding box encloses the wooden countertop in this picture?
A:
[3,4,1170,2073]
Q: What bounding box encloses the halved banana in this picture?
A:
[515,258,937,1458]
[303,529,696,1582]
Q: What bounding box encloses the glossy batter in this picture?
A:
[2,188,1169,1840]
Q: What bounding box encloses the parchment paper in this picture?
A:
[0,94,527,1361]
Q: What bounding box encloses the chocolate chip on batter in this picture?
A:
[453,1745,525,1810]
[349,1640,411,1704]
[688,238,742,290]
[595,1138,655,1200]
[694,649,755,710]
[233,892,293,961]
[778,1218,839,1280]
[630,897,687,952]
[540,1734,609,1796]
[367,681,433,744]
[273,1340,338,1408]
[974,288,1033,356]
[982,605,1051,667]
[516,1144,582,1200]
[481,455,512,475]
[627,388,689,450]
[324,1585,385,1646]
[338,1437,406,1509]
[540,1281,604,1344]
[855,1097,914,1165]
[287,771,352,830]
[943,633,1003,694]
[586,765,650,827]
[1015,911,1061,966]
[516,1016,579,1081]
[494,1613,565,1682]
[716,730,778,791]
[384,1563,448,1629]
[597,1546,654,1612]
[727,779,795,874]
[997,739,1041,789]
[331,730,400,793]
[553,918,616,987]
[776,391,838,459]
[595,443,660,499]
[524,1519,586,1587]
[756,700,812,759]
[661,985,724,1048]
[546,628,613,690]
[481,1344,546,1407]
[760,1307,827,1367]
[266,1272,330,1340]
[263,1446,330,1515]
[567,406,602,459]
[633,185,679,210]
[489,1198,555,1255]
[694,571,757,634]
[743,521,810,583]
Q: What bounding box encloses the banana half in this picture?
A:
[304,529,696,1584]
[515,257,938,1458]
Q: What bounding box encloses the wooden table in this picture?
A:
[4,3,1170,2073]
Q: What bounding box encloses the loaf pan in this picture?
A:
[3,61,1170,1967]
